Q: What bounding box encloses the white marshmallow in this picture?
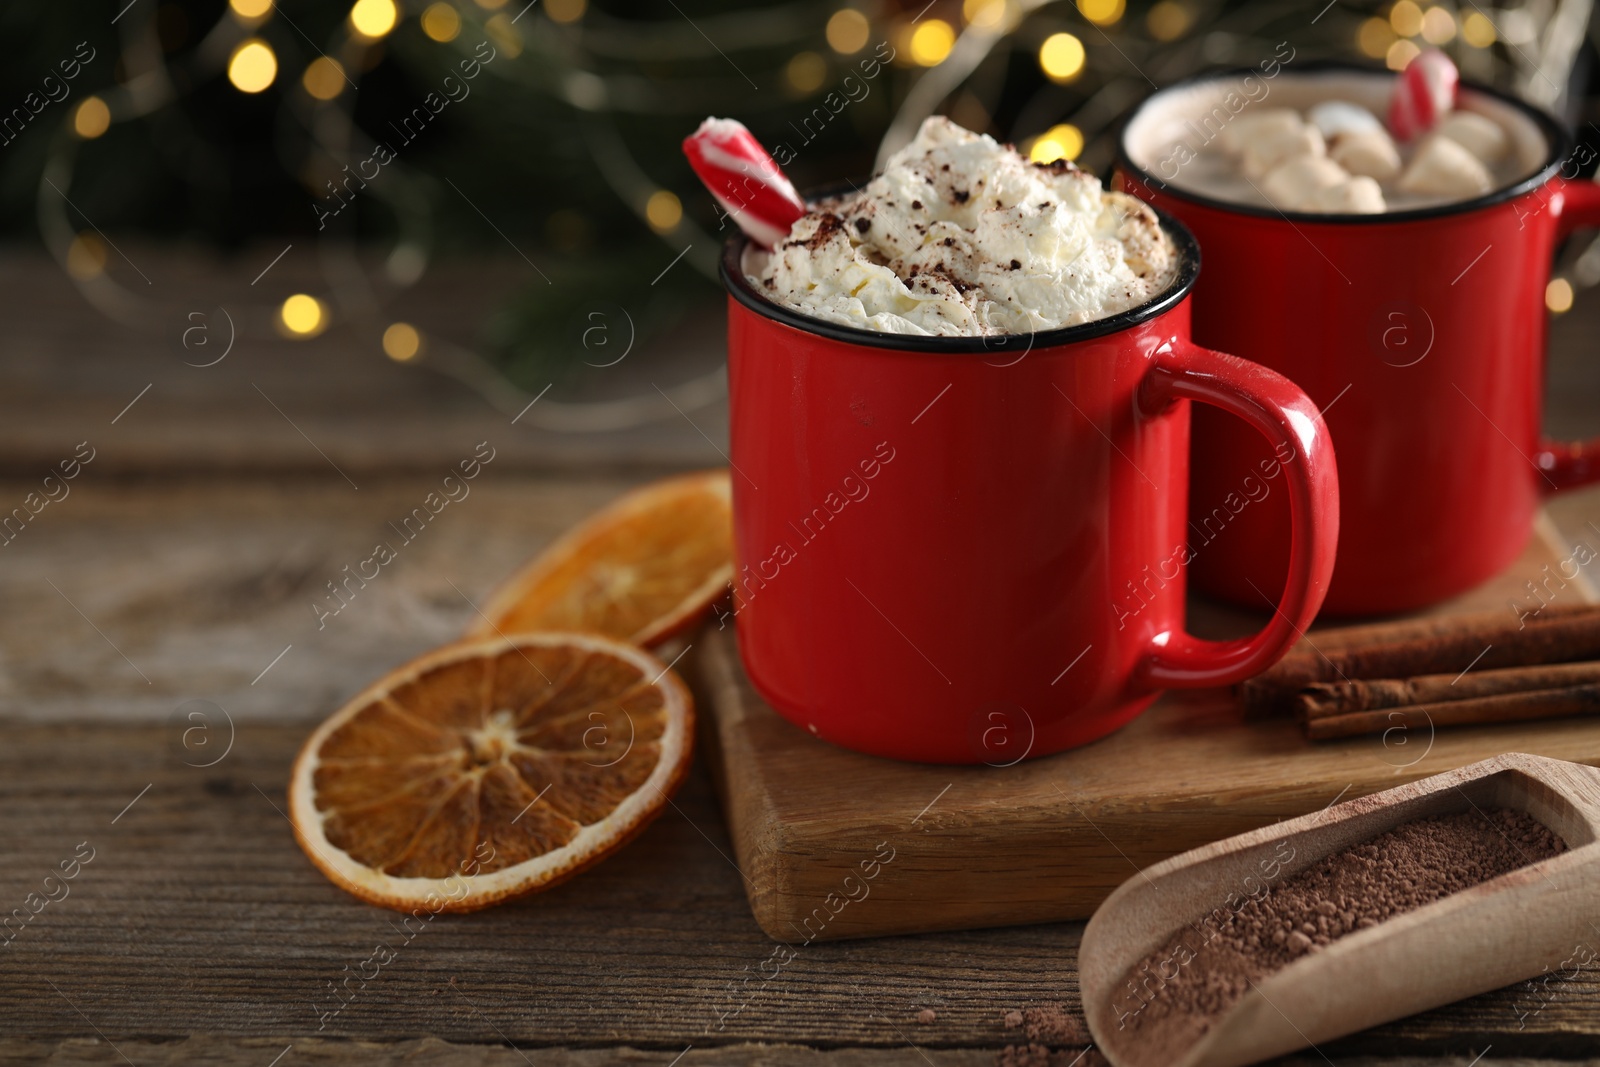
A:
[1308,101,1383,140]
[1217,108,1303,155]
[1261,155,1348,210]
[1300,176,1387,214]
[1329,127,1401,182]
[1436,111,1510,163]
[1241,123,1326,179]
[1399,134,1494,198]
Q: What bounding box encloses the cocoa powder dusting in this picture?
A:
[996,1004,1096,1066]
[1111,809,1565,1065]
[997,1047,1107,1067]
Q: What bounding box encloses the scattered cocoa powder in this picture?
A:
[996,1046,1106,1067]
[997,1045,1051,1067]
[1018,1004,1088,1044]
[995,1004,1095,1066]
[1110,809,1565,1064]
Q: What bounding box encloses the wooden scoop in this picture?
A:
[1079,753,1600,1067]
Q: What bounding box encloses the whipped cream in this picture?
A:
[745,117,1178,336]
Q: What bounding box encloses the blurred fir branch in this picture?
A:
[1,0,1592,385]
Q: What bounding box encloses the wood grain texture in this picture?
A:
[2,720,1599,1059]
[699,519,1600,943]
[0,721,1078,1047]
[11,1040,1599,1067]
[0,1038,1001,1066]
[0,477,658,723]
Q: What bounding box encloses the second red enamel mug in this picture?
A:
[1118,62,1600,616]
[721,211,1339,764]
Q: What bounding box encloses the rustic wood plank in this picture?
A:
[0,476,676,723]
[0,716,1587,1062]
[698,514,1600,942]
[9,1038,1594,1067]
[1,724,1598,1054]
[0,719,1079,1047]
[0,1039,1002,1066]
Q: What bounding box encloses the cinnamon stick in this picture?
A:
[1302,682,1600,741]
[1239,605,1600,717]
[1295,660,1600,719]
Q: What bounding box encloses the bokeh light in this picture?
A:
[1029,124,1084,164]
[227,39,278,94]
[421,2,461,41]
[229,0,274,18]
[350,0,399,38]
[826,8,870,53]
[1420,6,1456,42]
[646,190,682,233]
[962,0,1007,29]
[1146,0,1192,41]
[1546,278,1574,313]
[786,52,827,93]
[1386,38,1421,69]
[73,97,111,139]
[486,13,523,56]
[302,58,346,100]
[546,0,586,22]
[383,323,423,361]
[1078,0,1125,26]
[279,294,328,338]
[1462,10,1496,45]
[66,234,107,280]
[1358,16,1397,57]
[1390,0,1424,37]
[909,19,956,66]
[1038,32,1085,81]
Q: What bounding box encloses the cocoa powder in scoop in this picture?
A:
[1110,809,1565,1064]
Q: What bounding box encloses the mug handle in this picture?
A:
[1534,177,1600,491]
[1134,341,1340,690]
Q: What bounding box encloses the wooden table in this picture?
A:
[3,247,1600,1066]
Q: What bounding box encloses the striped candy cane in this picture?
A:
[682,117,806,248]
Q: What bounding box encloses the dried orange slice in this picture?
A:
[288,632,693,912]
[469,469,732,649]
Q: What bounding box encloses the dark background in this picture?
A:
[5,0,1597,394]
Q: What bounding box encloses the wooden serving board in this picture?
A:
[695,512,1600,943]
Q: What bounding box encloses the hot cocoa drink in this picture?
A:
[1127,56,1545,215]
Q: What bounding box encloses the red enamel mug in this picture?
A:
[1118,62,1600,616]
[721,213,1340,764]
